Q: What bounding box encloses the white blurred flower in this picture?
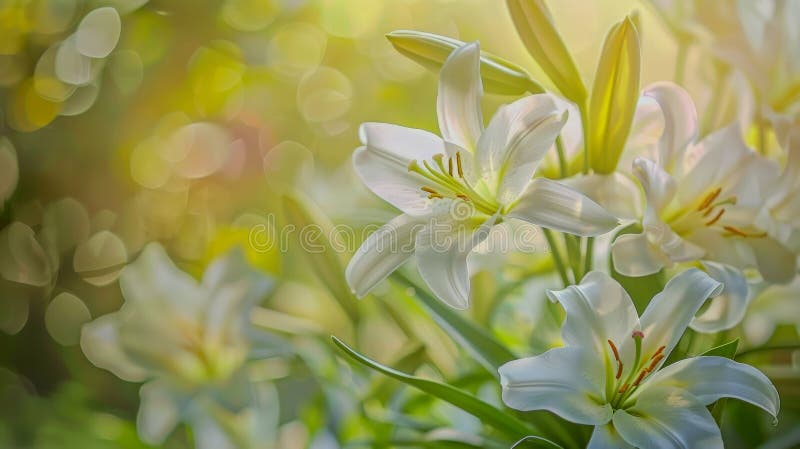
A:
[500,269,779,449]
[611,82,796,331]
[346,42,617,309]
[81,243,282,447]
[743,276,800,347]
[755,128,800,247]
[648,0,800,140]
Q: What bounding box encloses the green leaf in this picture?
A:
[371,437,508,449]
[513,436,566,449]
[366,343,428,402]
[506,0,586,103]
[331,336,548,442]
[393,272,516,376]
[701,338,739,359]
[609,224,665,314]
[282,192,359,322]
[386,30,544,95]
[587,16,641,174]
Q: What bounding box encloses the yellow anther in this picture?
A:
[704,208,725,226]
[456,152,464,178]
[697,187,722,211]
[723,226,766,238]
[448,158,453,176]
[421,187,438,194]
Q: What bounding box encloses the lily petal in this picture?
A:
[80,313,149,382]
[613,386,724,449]
[202,248,274,336]
[119,243,205,317]
[643,356,779,419]
[611,232,667,277]
[476,94,566,203]
[137,380,183,444]
[346,214,425,298]
[414,213,496,309]
[748,236,797,283]
[499,347,613,425]
[643,82,697,171]
[632,157,676,216]
[677,124,752,205]
[587,424,635,449]
[546,271,640,355]
[354,123,447,215]
[690,262,749,333]
[507,177,619,237]
[561,172,643,221]
[437,42,483,152]
[636,268,723,363]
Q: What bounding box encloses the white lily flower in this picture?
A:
[755,128,800,247]
[611,83,796,331]
[743,275,800,347]
[347,42,618,309]
[80,243,281,447]
[500,269,780,449]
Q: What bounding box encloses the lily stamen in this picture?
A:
[608,339,623,379]
[705,208,725,226]
[723,226,768,238]
[697,187,722,211]
[456,152,464,178]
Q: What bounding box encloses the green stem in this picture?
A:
[700,63,726,137]
[583,237,595,275]
[555,135,568,178]
[673,40,688,85]
[564,234,583,282]
[543,228,571,287]
[579,104,590,175]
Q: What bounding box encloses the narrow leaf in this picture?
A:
[506,0,586,103]
[701,338,739,359]
[386,30,544,95]
[331,336,542,441]
[587,16,641,174]
[393,272,516,376]
[282,192,359,321]
[513,436,566,449]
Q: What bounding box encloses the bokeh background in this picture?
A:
[1,1,798,448]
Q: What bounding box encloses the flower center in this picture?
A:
[668,187,766,238]
[408,151,500,216]
[607,331,665,409]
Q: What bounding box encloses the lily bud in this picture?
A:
[386,30,543,95]
[587,16,641,174]
[506,0,586,103]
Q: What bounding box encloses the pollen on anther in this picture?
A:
[705,208,725,226]
[456,152,464,178]
[646,354,665,373]
[421,187,438,194]
[608,340,623,379]
[697,187,722,211]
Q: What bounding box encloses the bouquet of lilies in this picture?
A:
[1,1,798,448]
